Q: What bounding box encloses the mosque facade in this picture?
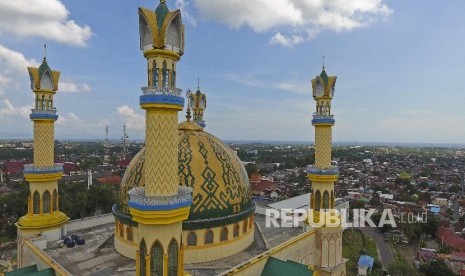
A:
[12,1,346,276]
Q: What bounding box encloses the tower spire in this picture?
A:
[43,43,47,62]
[322,55,325,71]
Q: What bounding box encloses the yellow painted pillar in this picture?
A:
[163,253,168,276]
[145,255,150,276]
[136,250,140,276]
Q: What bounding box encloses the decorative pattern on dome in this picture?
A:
[117,124,253,222]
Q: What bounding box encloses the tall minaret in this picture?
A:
[128,1,192,276]
[16,47,69,246]
[307,66,346,275]
[187,85,206,128]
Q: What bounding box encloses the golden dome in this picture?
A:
[115,121,254,229]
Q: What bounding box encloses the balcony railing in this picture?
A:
[31,109,57,115]
[312,114,334,120]
[23,164,63,174]
[306,165,339,175]
[128,186,192,207]
[141,86,183,97]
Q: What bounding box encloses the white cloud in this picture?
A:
[0,0,92,47]
[116,106,145,130]
[270,32,304,47]
[0,99,31,120]
[224,73,308,95]
[60,81,91,93]
[194,0,392,45]
[176,0,196,26]
[56,112,109,133]
[0,45,39,73]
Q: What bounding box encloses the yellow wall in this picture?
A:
[33,121,54,167]
[144,109,179,196]
[314,125,332,168]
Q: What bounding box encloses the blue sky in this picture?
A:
[1,0,465,143]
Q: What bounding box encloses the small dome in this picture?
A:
[319,69,328,86]
[116,121,254,229]
[155,0,169,29]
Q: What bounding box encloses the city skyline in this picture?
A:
[1,0,465,143]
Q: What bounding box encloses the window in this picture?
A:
[126,227,133,242]
[118,222,124,238]
[205,230,213,244]
[40,71,53,90]
[162,60,168,87]
[233,224,239,237]
[315,190,321,211]
[187,232,196,246]
[33,191,40,214]
[151,241,163,276]
[220,227,228,241]
[53,190,57,211]
[243,220,248,233]
[168,239,178,276]
[152,60,158,87]
[323,191,329,209]
[140,239,147,276]
[43,190,51,213]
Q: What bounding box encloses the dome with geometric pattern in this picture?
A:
[114,120,255,230]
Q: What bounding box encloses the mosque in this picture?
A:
[11,1,347,275]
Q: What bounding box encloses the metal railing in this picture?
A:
[312,114,334,120]
[141,86,183,97]
[128,186,192,206]
[306,165,339,175]
[31,109,57,115]
[23,164,63,174]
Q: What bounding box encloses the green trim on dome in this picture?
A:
[112,204,138,227]
[182,202,255,230]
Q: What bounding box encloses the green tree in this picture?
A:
[388,260,419,276]
[244,163,258,178]
[419,259,455,276]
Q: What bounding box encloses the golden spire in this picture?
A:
[322,55,325,71]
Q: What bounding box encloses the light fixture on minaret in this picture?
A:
[16,44,69,250]
[306,62,347,275]
[187,79,207,128]
[128,1,192,276]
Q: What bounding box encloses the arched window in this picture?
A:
[42,190,51,213]
[243,220,248,233]
[48,96,52,110]
[331,190,335,208]
[35,96,39,109]
[140,239,147,276]
[187,232,197,246]
[152,60,158,87]
[33,191,40,214]
[40,71,53,90]
[126,227,133,242]
[315,190,321,211]
[151,241,164,276]
[41,95,46,111]
[168,239,178,276]
[205,230,213,244]
[53,190,57,211]
[162,60,168,87]
[233,224,240,237]
[118,222,124,238]
[323,191,330,209]
[220,227,228,241]
[171,62,175,87]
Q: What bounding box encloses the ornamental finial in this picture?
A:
[322,56,325,71]
[43,43,47,62]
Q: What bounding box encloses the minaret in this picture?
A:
[187,84,206,128]
[307,66,346,275]
[16,46,69,245]
[128,1,192,276]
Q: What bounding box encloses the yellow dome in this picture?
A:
[115,121,254,230]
